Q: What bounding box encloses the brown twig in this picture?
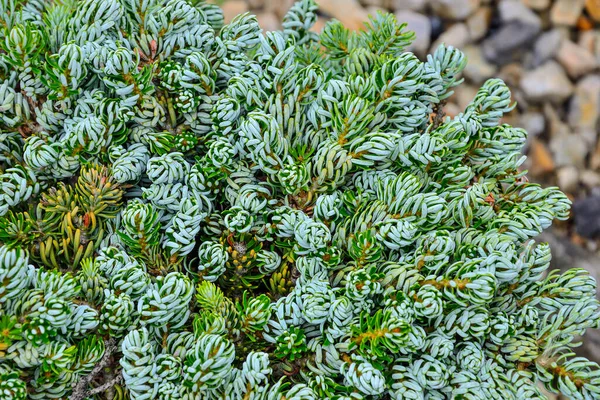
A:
[430,100,447,130]
[70,338,119,400]
[88,374,124,396]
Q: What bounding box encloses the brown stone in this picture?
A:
[528,137,555,175]
[221,1,249,25]
[256,12,280,32]
[586,0,600,22]
[591,140,600,169]
[577,15,595,31]
[569,75,600,135]
[466,6,492,42]
[247,0,264,9]
[310,16,329,34]
[498,63,524,87]
[443,102,461,118]
[521,62,573,103]
[521,0,551,10]
[317,0,371,31]
[265,0,296,18]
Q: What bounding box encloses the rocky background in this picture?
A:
[218,0,600,393]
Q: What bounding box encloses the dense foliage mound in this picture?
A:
[1,0,599,399]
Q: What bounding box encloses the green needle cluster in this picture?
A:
[0,0,598,399]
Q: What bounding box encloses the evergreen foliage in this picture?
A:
[0,0,598,398]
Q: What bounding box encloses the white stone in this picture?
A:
[550,132,589,168]
[533,30,563,66]
[520,0,551,10]
[557,165,580,193]
[551,0,585,26]
[499,0,541,28]
[466,6,491,42]
[463,45,497,85]
[388,0,426,12]
[431,23,470,52]
[257,12,280,32]
[429,0,480,20]
[556,40,598,79]
[581,170,600,188]
[519,112,546,137]
[520,61,574,103]
[395,11,431,58]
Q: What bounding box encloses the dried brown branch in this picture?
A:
[70,338,119,400]
[430,100,447,130]
[88,374,124,396]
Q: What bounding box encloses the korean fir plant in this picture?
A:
[0,0,599,399]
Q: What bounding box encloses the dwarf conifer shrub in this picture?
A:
[0,0,599,399]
